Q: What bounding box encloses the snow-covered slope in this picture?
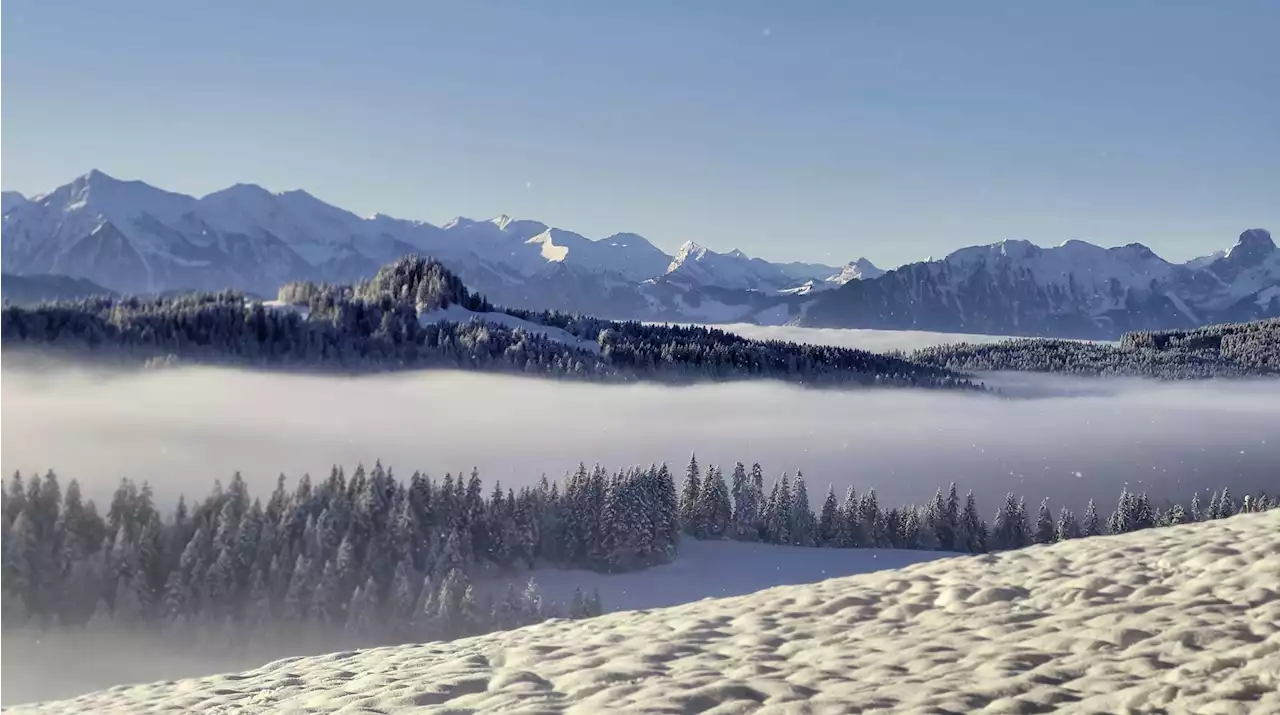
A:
[479,538,948,615]
[417,304,602,354]
[16,511,1278,714]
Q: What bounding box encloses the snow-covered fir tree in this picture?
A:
[3,460,1266,653]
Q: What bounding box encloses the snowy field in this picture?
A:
[476,538,949,614]
[4,365,1278,514]
[14,511,1277,714]
[0,542,946,706]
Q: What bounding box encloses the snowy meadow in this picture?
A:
[13,511,1278,714]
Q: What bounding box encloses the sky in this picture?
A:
[3,1,1277,267]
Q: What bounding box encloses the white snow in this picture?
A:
[417,304,601,355]
[0,541,948,707]
[16,511,1278,714]
[941,239,1177,315]
[478,539,950,615]
[260,299,311,320]
[1187,249,1227,270]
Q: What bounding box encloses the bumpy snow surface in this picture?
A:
[13,512,1278,714]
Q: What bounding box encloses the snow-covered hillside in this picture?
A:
[14,511,1277,714]
[477,538,949,615]
[1,542,946,707]
[416,304,602,355]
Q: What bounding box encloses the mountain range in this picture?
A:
[3,171,1277,338]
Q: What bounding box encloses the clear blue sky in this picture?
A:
[3,1,1277,267]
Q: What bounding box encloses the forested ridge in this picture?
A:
[913,318,1280,379]
[4,456,1272,652]
[1,256,971,390]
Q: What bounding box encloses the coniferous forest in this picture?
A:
[3,457,1273,653]
[0,256,973,390]
[913,318,1280,379]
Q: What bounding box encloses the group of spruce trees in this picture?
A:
[671,457,1271,552]
[914,317,1280,379]
[1,256,973,389]
[3,457,1272,652]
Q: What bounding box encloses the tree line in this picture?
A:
[1,256,974,390]
[913,318,1280,379]
[3,456,1272,651]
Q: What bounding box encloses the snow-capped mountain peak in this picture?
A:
[36,169,195,222]
[1226,228,1275,261]
[829,258,885,283]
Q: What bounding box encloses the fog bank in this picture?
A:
[3,365,1276,512]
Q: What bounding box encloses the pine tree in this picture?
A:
[1206,490,1222,520]
[521,577,543,622]
[569,586,588,619]
[764,477,791,545]
[5,512,40,620]
[836,485,860,548]
[859,489,882,547]
[991,493,1027,550]
[961,491,987,553]
[789,472,815,547]
[435,568,468,638]
[729,463,751,541]
[1218,488,1236,518]
[586,588,603,618]
[654,464,680,559]
[696,466,731,539]
[1054,508,1082,541]
[748,463,766,540]
[938,483,960,552]
[899,508,922,549]
[1082,499,1101,537]
[817,486,839,546]
[386,556,417,626]
[1034,498,1055,545]
[678,454,701,536]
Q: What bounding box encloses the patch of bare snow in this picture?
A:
[259,300,310,320]
[15,511,1278,714]
[478,538,949,614]
[418,304,601,355]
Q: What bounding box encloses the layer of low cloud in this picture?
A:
[3,364,1276,515]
